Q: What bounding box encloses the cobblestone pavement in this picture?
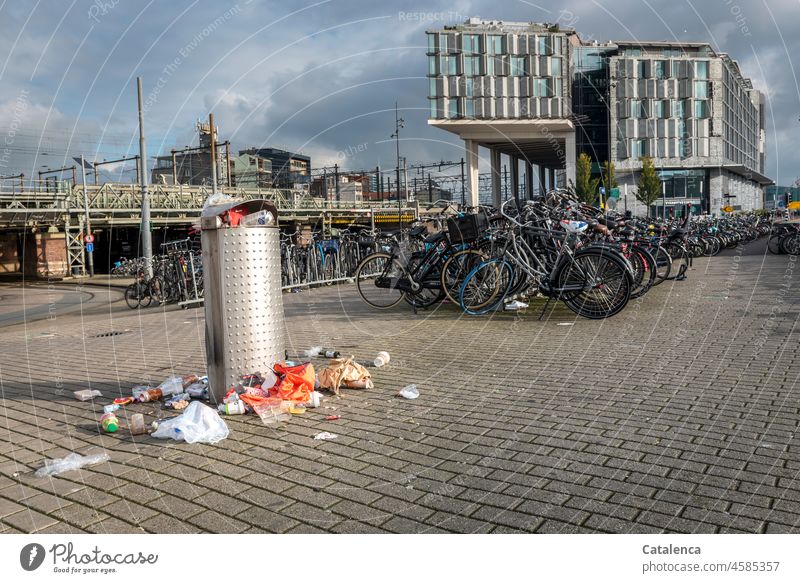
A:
[0,241,798,534]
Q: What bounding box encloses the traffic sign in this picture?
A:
[788,201,800,210]
[86,243,94,253]
[84,234,94,244]
[609,187,620,199]
[722,205,734,213]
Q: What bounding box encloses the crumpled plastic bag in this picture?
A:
[318,357,373,395]
[269,362,316,403]
[35,452,110,477]
[151,402,229,444]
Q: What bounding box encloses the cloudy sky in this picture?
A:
[0,0,797,184]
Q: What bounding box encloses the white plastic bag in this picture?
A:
[151,402,229,444]
[35,452,110,477]
[201,192,243,217]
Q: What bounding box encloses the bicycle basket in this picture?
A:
[447,211,488,243]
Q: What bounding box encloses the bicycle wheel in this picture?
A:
[781,233,800,255]
[440,249,487,304]
[355,252,406,309]
[651,246,672,286]
[767,235,783,255]
[148,277,165,305]
[557,248,631,319]
[631,247,657,299]
[664,242,689,280]
[459,259,513,315]
[124,283,143,309]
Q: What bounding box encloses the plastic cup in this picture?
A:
[374,351,391,368]
[129,413,146,436]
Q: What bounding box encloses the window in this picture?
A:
[488,35,503,54]
[429,78,437,98]
[694,80,708,98]
[446,98,460,119]
[510,57,527,76]
[464,56,481,76]
[464,77,474,97]
[462,34,480,54]
[538,36,548,55]
[694,60,709,78]
[553,79,562,97]
[630,99,644,118]
[694,99,709,118]
[653,99,669,118]
[427,34,436,53]
[672,99,686,118]
[550,56,561,76]
[430,100,438,118]
[552,36,562,55]
[636,59,646,78]
[630,139,646,157]
[428,56,437,76]
[663,48,682,57]
[533,78,550,97]
[440,55,457,76]
[653,60,667,79]
[438,33,449,52]
[626,48,642,57]
[464,98,475,118]
[671,60,681,77]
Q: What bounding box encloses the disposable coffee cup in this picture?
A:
[374,351,391,368]
[130,413,146,436]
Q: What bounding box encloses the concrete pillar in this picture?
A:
[464,139,480,207]
[510,156,519,201]
[538,165,547,196]
[565,133,576,186]
[548,168,556,190]
[525,161,534,200]
[490,148,502,208]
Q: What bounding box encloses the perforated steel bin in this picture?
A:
[201,199,284,403]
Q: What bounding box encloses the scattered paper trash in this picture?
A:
[313,431,338,440]
[398,385,419,400]
[35,452,110,477]
[557,322,574,326]
[73,389,102,401]
[151,402,229,444]
[504,300,529,311]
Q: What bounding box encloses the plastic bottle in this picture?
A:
[157,377,184,397]
[239,210,275,226]
[137,388,163,403]
[100,412,119,433]
[374,351,391,367]
[103,404,120,414]
[218,400,247,415]
[307,391,321,408]
[319,349,340,358]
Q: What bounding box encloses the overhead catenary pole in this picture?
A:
[79,155,94,277]
[209,113,218,190]
[460,157,466,207]
[137,77,153,279]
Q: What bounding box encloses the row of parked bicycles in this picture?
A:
[113,239,204,309]
[767,222,800,255]
[353,191,773,320]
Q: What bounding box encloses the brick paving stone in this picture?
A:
[2,509,59,532]
[0,246,798,532]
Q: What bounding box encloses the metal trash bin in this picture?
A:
[201,198,284,403]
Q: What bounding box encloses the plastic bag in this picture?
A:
[269,362,316,403]
[151,402,229,444]
[35,452,110,477]
[201,192,243,217]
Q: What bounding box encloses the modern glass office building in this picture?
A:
[427,19,772,213]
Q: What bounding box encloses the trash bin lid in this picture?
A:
[201,198,279,230]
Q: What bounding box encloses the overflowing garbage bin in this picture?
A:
[201,198,285,403]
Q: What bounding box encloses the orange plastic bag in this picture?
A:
[268,362,316,403]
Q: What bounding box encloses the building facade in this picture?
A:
[426,19,771,213]
[230,153,272,188]
[239,147,311,189]
[607,41,769,216]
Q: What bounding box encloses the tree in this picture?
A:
[575,152,600,205]
[601,160,618,190]
[635,156,662,212]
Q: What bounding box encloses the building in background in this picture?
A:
[310,173,366,202]
[427,19,578,207]
[239,147,311,189]
[230,152,272,188]
[152,122,231,186]
[426,19,771,213]
[607,41,770,216]
[764,185,800,210]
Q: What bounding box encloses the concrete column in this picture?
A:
[510,156,519,201]
[548,167,556,190]
[538,165,547,196]
[565,133,576,186]
[464,139,480,207]
[490,148,502,208]
[525,161,534,200]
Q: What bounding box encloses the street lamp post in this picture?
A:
[78,156,94,276]
[391,102,404,230]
